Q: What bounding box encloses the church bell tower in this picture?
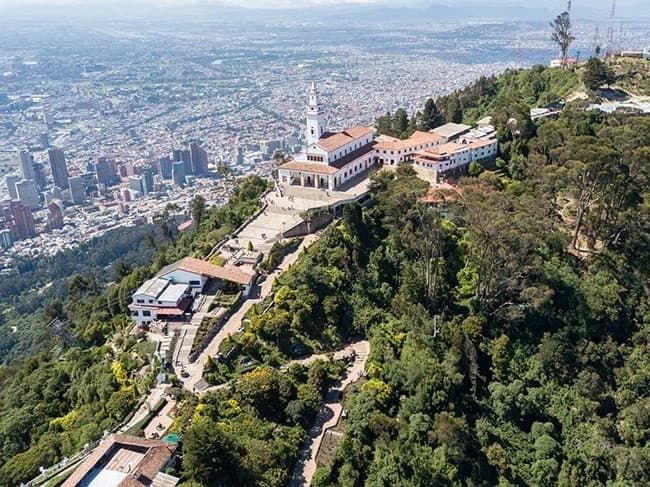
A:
[306,81,326,145]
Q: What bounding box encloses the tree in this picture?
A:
[392,109,410,137]
[420,98,444,130]
[190,194,206,230]
[550,11,575,66]
[445,96,463,123]
[468,161,484,177]
[183,416,244,485]
[583,57,615,91]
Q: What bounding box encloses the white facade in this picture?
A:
[158,269,207,289]
[413,139,498,182]
[278,82,379,191]
[130,278,191,327]
[306,82,327,145]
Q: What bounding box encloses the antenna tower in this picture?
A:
[605,0,616,57]
[593,27,602,57]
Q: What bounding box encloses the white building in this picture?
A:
[374,130,445,166]
[412,138,498,182]
[130,257,255,326]
[278,82,379,191]
[130,278,192,326]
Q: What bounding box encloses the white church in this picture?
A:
[277,82,378,191]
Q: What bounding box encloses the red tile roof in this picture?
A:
[375,130,444,151]
[157,257,254,285]
[317,126,375,151]
[279,160,339,175]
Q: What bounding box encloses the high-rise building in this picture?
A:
[189,143,209,175]
[142,166,154,195]
[48,147,69,189]
[18,150,35,180]
[0,228,12,249]
[157,156,172,179]
[16,179,40,209]
[173,149,191,176]
[172,160,185,187]
[235,145,244,166]
[4,200,36,240]
[43,112,54,129]
[5,174,21,199]
[48,200,64,230]
[120,187,132,202]
[94,157,115,186]
[68,176,85,204]
[128,175,144,197]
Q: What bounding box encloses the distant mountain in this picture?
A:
[1,1,646,24]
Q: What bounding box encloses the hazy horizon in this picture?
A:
[0,0,647,13]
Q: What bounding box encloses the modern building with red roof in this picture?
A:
[130,257,255,326]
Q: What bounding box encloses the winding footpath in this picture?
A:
[289,340,370,487]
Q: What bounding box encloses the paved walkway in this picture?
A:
[119,384,168,433]
[143,398,176,439]
[181,234,319,394]
[289,340,370,487]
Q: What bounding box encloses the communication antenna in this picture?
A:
[516,36,523,68]
[593,27,602,58]
[605,0,616,57]
[618,21,625,52]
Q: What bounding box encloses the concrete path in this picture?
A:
[289,340,370,487]
[143,398,176,439]
[198,338,366,396]
[119,384,168,433]
[181,234,319,394]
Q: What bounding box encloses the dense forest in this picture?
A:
[0,176,268,486]
[0,224,166,364]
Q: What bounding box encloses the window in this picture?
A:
[142,310,152,317]
[136,299,144,304]
[189,280,201,286]
[148,300,153,304]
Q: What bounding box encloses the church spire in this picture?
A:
[306,81,326,145]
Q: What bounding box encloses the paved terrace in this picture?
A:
[223,175,370,255]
